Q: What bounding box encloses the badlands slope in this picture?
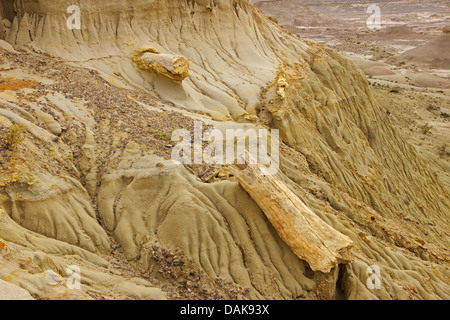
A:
[0,0,449,300]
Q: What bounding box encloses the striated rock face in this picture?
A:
[1,0,282,120]
[0,0,449,300]
[0,279,34,300]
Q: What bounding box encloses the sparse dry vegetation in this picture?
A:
[419,123,433,134]
[3,124,24,151]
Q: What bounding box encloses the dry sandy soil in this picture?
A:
[255,0,449,84]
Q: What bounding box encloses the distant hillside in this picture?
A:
[398,33,450,69]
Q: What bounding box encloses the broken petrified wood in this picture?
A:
[133,48,189,81]
[231,155,354,274]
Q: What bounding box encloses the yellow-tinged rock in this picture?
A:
[232,153,354,273]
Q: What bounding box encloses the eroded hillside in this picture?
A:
[0,0,449,300]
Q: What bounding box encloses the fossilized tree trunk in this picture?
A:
[133,49,189,81]
[231,157,354,274]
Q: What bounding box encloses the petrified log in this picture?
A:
[231,155,354,273]
[133,48,189,81]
